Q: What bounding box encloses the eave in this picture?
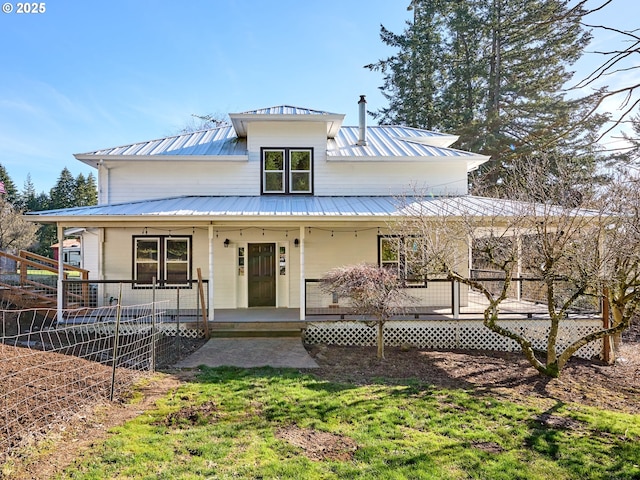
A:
[229,113,345,138]
[74,154,249,168]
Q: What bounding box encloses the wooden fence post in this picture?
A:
[602,288,611,364]
[197,268,209,339]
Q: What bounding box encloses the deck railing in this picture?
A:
[61,278,210,320]
[0,250,89,307]
[305,275,602,319]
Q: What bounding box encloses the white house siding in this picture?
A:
[93,222,471,311]
[105,161,257,203]
[96,122,472,204]
[95,222,391,308]
[314,161,469,196]
[246,122,328,154]
[79,228,100,280]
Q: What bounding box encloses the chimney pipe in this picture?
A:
[357,95,367,146]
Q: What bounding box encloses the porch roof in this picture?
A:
[25,195,587,224]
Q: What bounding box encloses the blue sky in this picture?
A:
[0,0,636,193]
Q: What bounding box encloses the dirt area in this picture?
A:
[1,324,639,478]
[307,341,640,414]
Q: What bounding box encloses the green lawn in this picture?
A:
[59,367,640,479]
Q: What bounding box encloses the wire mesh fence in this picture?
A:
[306,274,602,318]
[0,300,195,461]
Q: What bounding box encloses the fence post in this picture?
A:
[151,277,156,372]
[602,288,611,364]
[176,286,181,354]
[197,268,209,339]
[110,283,123,402]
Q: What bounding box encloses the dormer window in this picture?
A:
[262,148,313,194]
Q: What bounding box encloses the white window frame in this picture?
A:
[133,235,191,287]
[262,148,313,194]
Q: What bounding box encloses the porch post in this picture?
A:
[516,235,522,301]
[299,226,305,321]
[208,225,214,322]
[452,279,460,319]
[56,223,64,322]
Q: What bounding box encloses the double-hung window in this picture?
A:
[134,236,191,287]
[262,148,313,194]
[379,236,426,285]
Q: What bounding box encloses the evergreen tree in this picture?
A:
[365,1,447,130]
[0,163,19,204]
[19,174,39,212]
[367,0,608,195]
[49,167,77,209]
[75,172,98,206]
[620,113,640,165]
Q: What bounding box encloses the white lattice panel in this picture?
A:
[160,325,205,338]
[62,323,205,339]
[304,318,603,359]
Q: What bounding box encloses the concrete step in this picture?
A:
[183,321,305,338]
[210,330,302,338]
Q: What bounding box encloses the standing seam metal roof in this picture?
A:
[76,124,483,160]
[78,125,246,157]
[235,105,339,116]
[328,127,478,158]
[25,195,578,220]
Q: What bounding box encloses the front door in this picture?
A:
[248,243,276,307]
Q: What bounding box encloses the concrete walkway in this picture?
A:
[174,337,319,369]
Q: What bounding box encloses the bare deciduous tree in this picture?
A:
[394,157,640,377]
[0,197,37,253]
[574,0,640,142]
[322,263,414,359]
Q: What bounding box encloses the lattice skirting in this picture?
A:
[303,318,603,360]
[60,324,205,339]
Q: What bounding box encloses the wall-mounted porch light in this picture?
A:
[294,238,299,247]
[224,238,230,248]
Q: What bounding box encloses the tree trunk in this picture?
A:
[377,321,385,359]
[611,304,624,354]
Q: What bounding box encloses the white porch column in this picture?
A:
[516,235,523,301]
[299,226,306,321]
[208,225,215,322]
[56,223,64,322]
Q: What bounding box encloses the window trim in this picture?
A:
[378,235,427,285]
[133,235,192,288]
[261,147,314,195]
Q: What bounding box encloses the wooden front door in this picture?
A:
[248,243,276,307]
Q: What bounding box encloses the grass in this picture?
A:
[59,367,640,479]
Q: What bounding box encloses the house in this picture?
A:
[51,238,82,267]
[27,96,493,321]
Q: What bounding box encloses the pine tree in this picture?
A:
[49,167,77,209]
[367,0,608,195]
[75,172,98,206]
[18,174,41,212]
[365,1,447,130]
[0,163,19,204]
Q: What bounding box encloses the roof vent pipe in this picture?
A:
[357,95,367,146]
